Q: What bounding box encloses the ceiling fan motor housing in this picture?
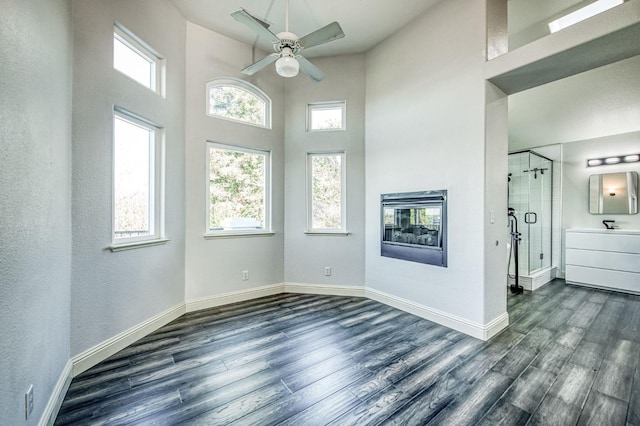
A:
[275,31,301,54]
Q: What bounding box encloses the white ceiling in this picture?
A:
[170,0,442,58]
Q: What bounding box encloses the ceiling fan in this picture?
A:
[231,0,345,82]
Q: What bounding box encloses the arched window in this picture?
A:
[206,78,271,129]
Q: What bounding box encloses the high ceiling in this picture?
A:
[170,0,442,58]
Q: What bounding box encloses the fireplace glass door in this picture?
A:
[383,205,442,247]
[380,190,447,266]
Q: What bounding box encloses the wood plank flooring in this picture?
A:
[54,280,640,425]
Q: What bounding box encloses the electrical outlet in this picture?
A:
[324,266,331,276]
[25,385,33,420]
[242,270,249,281]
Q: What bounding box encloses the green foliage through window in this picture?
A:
[207,80,270,128]
[208,145,269,231]
[310,153,344,230]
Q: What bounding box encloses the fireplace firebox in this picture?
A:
[380,190,447,267]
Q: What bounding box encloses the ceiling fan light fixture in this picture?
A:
[275,56,299,78]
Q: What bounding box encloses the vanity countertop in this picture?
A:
[567,228,640,235]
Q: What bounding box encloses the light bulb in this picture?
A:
[275,56,299,78]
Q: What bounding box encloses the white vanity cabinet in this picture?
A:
[565,228,640,294]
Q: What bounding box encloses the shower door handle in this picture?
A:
[524,212,537,224]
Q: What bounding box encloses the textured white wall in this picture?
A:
[70,0,186,357]
[509,55,640,150]
[365,0,496,326]
[484,82,509,323]
[283,55,366,287]
[184,23,285,301]
[0,0,72,423]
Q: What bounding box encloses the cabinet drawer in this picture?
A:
[566,248,640,273]
[565,265,640,294]
[566,232,640,254]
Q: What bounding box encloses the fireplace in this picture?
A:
[380,190,447,267]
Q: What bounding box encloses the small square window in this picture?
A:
[307,101,346,131]
[113,24,164,95]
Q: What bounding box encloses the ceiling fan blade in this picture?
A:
[298,22,345,49]
[241,53,280,75]
[296,56,326,82]
[231,8,280,43]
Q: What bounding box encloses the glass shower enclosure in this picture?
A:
[508,151,553,280]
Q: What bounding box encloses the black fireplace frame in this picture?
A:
[380,190,448,267]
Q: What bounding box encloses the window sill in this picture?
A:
[305,231,351,236]
[204,231,275,239]
[109,238,169,252]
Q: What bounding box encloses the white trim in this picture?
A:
[283,282,366,297]
[483,312,511,340]
[304,231,351,236]
[204,232,275,239]
[109,238,169,252]
[186,284,284,312]
[365,287,509,341]
[39,360,72,426]
[71,302,185,376]
[307,100,347,131]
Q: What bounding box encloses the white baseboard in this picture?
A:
[185,283,284,312]
[284,282,366,297]
[70,281,510,379]
[71,302,186,376]
[366,287,508,341]
[40,359,72,426]
[483,312,511,340]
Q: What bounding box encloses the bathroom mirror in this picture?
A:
[589,171,638,214]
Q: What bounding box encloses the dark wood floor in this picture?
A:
[55,279,640,425]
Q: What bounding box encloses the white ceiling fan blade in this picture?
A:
[231,8,280,43]
[298,22,345,49]
[241,53,280,75]
[296,56,326,82]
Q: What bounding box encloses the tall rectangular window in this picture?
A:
[113,109,164,244]
[307,152,346,232]
[307,101,346,131]
[207,143,271,235]
[113,24,164,95]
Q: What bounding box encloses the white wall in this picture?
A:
[509,55,640,151]
[0,0,72,423]
[184,23,285,302]
[284,55,366,288]
[365,0,506,330]
[71,0,186,357]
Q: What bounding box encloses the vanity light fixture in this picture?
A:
[587,153,640,167]
[548,0,624,33]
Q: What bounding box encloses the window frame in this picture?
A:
[205,141,273,238]
[307,101,347,132]
[113,23,165,97]
[110,107,166,250]
[206,78,272,129]
[306,151,347,234]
